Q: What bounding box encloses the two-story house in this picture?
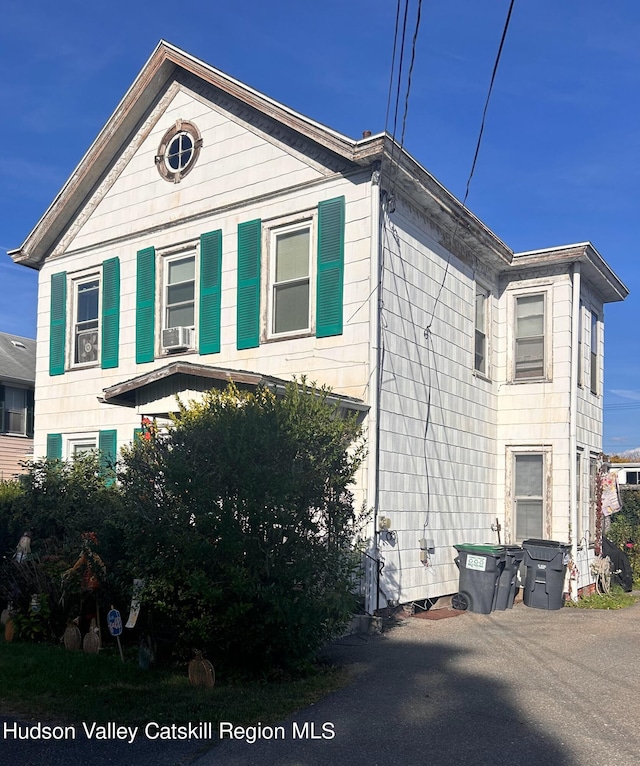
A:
[9,42,627,613]
[0,332,36,479]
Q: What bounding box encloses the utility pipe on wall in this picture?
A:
[366,164,382,615]
[569,263,581,600]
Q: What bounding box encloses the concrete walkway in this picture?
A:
[3,601,639,765]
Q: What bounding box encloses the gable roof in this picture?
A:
[0,332,36,386]
[8,40,512,272]
[8,41,628,304]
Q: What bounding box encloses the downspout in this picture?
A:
[569,263,580,600]
[366,163,382,615]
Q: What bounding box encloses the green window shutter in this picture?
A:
[0,385,4,432]
[26,389,34,437]
[199,230,223,354]
[101,257,120,369]
[46,433,62,460]
[133,427,143,442]
[49,272,67,375]
[316,196,345,338]
[136,248,156,364]
[99,429,117,486]
[237,220,261,350]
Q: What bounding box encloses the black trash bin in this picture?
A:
[452,544,505,614]
[494,545,525,611]
[521,539,570,610]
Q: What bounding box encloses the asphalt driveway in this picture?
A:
[3,600,639,766]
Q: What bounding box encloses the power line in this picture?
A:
[426,0,517,331]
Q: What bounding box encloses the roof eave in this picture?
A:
[511,242,629,303]
[11,41,375,271]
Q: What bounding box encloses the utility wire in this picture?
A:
[426,0,516,331]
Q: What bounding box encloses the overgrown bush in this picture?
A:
[117,381,366,676]
[0,456,126,640]
[608,488,640,581]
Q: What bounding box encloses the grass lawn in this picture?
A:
[565,586,640,610]
[0,639,349,726]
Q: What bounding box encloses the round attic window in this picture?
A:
[156,120,202,183]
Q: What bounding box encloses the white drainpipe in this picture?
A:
[570,263,581,599]
[366,165,382,615]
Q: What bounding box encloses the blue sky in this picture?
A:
[1,0,639,453]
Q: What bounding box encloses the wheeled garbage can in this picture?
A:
[493,545,525,610]
[521,539,570,610]
[452,544,505,614]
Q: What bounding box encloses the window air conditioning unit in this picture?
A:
[162,326,193,351]
[77,330,99,363]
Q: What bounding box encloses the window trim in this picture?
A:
[155,120,202,183]
[474,283,490,378]
[159,246,198,354]
[506,445,552,543]
[66,434,99,460]
[514,292,546,381]
[590,311,599,396]
[588,455,599,546]
[71,272,101,369]
[576,450,585,548]
[0,385,30,437]
[508,287,552,383]
[263,212,317,342]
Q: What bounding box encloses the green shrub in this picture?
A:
[117,381,366,676]
[608,488,640,581]
[0,455,126,641]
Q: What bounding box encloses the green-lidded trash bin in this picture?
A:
[452,544,505,614]
[521,539,570,610]
[494,545,525,611]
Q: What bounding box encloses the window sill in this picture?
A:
[69,363,100,371]
[473,370,492,383]
[263,331,314,344]
[510,377,552,385]
[0,432,31,439]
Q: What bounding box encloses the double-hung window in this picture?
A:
[270,223,312,337]
[165,255,196,330]
[589,457,598,544]
[514,453,545,540]
[160,253,196,352]
[49,259,120,374]
[474,287,489,375]
[590,312,598,395]
[74,276,100,365]
[1,386,30,435]
[514,294,545,380]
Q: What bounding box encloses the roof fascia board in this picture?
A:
[511,242,629,302]
[381,142,513,269]
[10,41,375,270]
[102,361,367,411]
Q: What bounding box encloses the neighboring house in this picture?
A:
[609,464,640,489]
[9,42,628,612]
[0,332,36,479]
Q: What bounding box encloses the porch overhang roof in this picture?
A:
[101,360,368,413]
